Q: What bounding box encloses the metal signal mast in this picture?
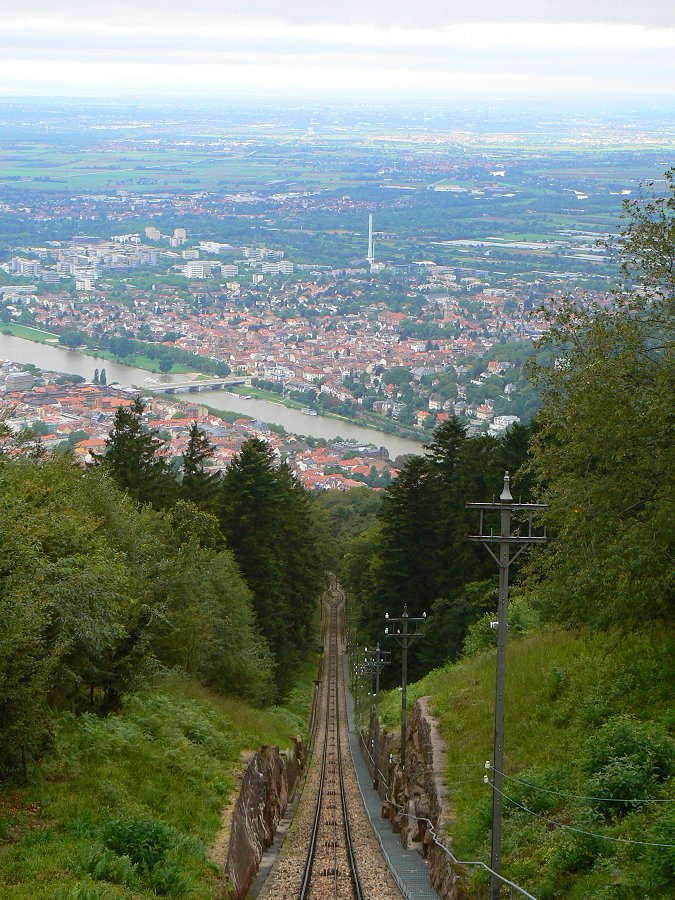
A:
[384,605,427,769]
[466,472,547,900]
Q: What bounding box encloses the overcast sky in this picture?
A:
[1,1,674,100]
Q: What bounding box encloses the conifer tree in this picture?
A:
[219,439,286,678]
[219,438,325,694]
[181,422,219,510]
[100,397,176,509]
[372,455,440,626]
[275,463,326,662]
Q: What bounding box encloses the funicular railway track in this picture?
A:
[259,582,401,900]
[299,594,363,899]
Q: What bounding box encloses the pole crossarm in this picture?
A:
[384,604,427,647]
[466,534,548,544]
[363,646,391,671]
[465,501,548,510]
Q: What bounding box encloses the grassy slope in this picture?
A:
[379,627,674,899]
[0,669,315,900]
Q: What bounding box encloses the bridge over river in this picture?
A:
[143,377,247,394]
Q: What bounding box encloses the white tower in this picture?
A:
[367,213,374,265]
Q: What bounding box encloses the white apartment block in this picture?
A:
[182,262,213,279]
[261,261,294,275]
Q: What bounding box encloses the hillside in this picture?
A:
[0,672,312,899]
[379,627,674,899]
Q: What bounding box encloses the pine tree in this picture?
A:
[181,422,219,510]
[219,439,286,678]
[100,397,176,509]
[93,368,99,385]
[219,439,326,695]
[99,368,107,386]
[374,455,441,625]
[275,463,327,672]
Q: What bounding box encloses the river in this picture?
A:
[0,333,423,459]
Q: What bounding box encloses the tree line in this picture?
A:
[57,329,231,377]
[0,402,326,778]
[333,419,532,683]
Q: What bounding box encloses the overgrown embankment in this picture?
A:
[379,627,674,899]
[0,673,312,900]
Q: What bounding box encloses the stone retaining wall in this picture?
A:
[362,697,462,899]
[224,737,306,899]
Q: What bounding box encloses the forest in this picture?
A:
[0,407,326,779]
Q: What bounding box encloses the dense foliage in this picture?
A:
[0,405,326,777]
[379,628,674,898]
[525,169,674,628]
[100,404,327,691]
[0,675,309,898]
[0,453,276,777]
[219,438,326,694]
[339,419,532,682]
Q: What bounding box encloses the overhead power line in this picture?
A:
[487,781,675,849]
[489,764,675,804]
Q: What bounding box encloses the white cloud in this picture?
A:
[1,6,674,98]
[6,0,675,28]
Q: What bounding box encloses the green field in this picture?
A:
[0,323,59,342]
[0,142,382,193]
[1,135,669,196]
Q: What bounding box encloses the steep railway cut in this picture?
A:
[259,584,402,900]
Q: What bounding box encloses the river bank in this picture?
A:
[229,384,424,448]
[1,325,423,451]
[0,331,423,458]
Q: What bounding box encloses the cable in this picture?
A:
[354,733,537,898]
[489,764,675,804]
[487,781,675,849]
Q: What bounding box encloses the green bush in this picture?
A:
[53,884,118,900]
[85,847,136,886]
[583,716,674,815]
[644,807,675,889]
[584,717,674,776]
[100,816,176,873]
[462,595,540,657]
[588,757,658,815]
[147,863,191,896]
[500,770,562,815]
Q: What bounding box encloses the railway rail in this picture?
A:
[259,583,401,900]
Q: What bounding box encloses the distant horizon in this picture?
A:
[1,94,674,111]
